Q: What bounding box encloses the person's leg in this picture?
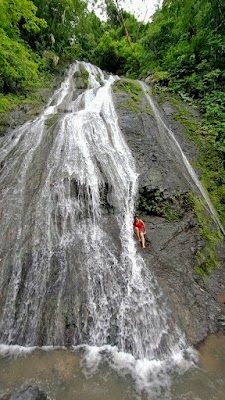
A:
[134,227,141,241]
[139,231,146,248]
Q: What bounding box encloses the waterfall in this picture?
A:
[140,81,225,236]
[0,62,196,397]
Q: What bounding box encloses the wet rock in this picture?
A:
[73,69,89,90]
[1,71,224,349]
[217,315,225,326]
[9,386,48,400]
[113,82,225,344]
[0,76,64,137]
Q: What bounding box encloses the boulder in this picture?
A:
[9,386,48,400]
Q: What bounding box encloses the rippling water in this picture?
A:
[0,334,224,400]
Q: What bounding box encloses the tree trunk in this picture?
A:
[115,0,133,47]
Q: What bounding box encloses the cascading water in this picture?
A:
[0,62,196,398]
[139,81,225,236]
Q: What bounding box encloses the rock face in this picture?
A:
[0,76,64,138]
[113,82,225,344]
[8,386,48,400]
[1,66,225,348]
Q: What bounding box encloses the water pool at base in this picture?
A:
[0,334,225,400]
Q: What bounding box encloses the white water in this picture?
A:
[140,81,225,236]
[0,62,197,398]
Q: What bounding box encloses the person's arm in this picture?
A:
[140,219,146,234]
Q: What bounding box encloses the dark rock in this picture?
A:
[0,75,64,137]
[1,72,224,349]
[113,82,225,344]
[9,386,48,400]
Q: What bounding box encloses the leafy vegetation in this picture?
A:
[0,0,104,116]
[138,190,194,221]
[170,97,225,226]
[106,1,225,231]
[79,68,90,89]
[137,0,225,228]
[113,79,143,112]
[45,114,59,129]
[192,196,222,277]
[113,80,141,97]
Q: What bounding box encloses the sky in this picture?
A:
[88,0,163,22]
[121,0,162,22]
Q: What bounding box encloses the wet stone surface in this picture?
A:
[9,386,48,400]
[0,66,225,350]
[113,83,225,345]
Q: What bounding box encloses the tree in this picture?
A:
[29,0,87,54]
[90,0,153,46]
[0,29,39,93]
[0,0,46,37]
[0,0,47,93]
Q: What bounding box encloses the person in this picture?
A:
[133,216,146,249]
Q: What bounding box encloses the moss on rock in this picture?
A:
[192,195,223,277]
[169,95,225,227]
[113,79,143,113]
[137,189,194,221]
[73,68,89,90]
[45,114,60,129]
[113,79,153,114]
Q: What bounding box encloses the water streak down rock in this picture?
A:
[113,78,225,344]
[0,62,187,363]
[0,62,224,379]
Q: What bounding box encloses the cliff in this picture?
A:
[0,64,224,348]
[113,79,225,344]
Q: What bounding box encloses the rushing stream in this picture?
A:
[1,61,219,398]
[0,334,225,400]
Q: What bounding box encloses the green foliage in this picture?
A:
[192,196,222,276]
[0,94,20,113]
[60,44,85,64]
[0,0,47,36]
[138,190,194,221]
[27,0,105,65]
[75,11,105,59]
[136,0,225,235]
[80,68,90,88]
[0,0,48,95]
[150,71,170,85]
[30,0,86,53]
[138,191,163,216]
[45,114,59,129]
[113,80,141,97]
[170,97,225,226]
[93,34,130,73]
[0,71,54,134]
[140,0,225,87]
[0,0,224,241]
[105,0,120,28]
[0,0,104,114]
[113,79,145,112]
[0,29,39,94]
